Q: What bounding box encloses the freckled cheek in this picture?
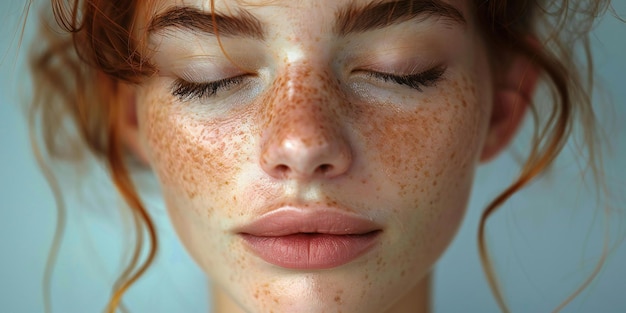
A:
[358,87,485,251]
[354,98,484,288]
[362,104,482,194]
[139,95,253,217]
[137,93,261,276]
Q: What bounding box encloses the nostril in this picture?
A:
[276,164,290,174]
[316,164,333,175]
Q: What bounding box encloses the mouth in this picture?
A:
[236,207,382,270]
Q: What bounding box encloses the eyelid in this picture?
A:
[354,57,441,76]
[356,65,447,92]
[366,64,445,78]
[171,65,246,83]
[153,53,254,82]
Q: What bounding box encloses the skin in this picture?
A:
[125,0,531,312]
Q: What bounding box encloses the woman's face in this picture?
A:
[136,0,494,311]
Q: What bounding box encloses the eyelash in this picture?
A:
[366,65,446,92]
[171,66,446,101]
[172,75,246,101]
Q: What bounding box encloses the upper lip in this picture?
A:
[235,206,382,236]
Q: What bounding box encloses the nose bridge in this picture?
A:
[273,65,335,140]
[260,64,352,180]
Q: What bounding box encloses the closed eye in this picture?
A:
[171,75,247,101]
[367,65,446,92]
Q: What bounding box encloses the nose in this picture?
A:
[260,68,352,180]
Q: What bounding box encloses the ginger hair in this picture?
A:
[27,0,612,312]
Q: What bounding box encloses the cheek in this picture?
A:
[140,93,248,200]
[361,73,486,198]
[356,72,489,280]
[136,85,255,256]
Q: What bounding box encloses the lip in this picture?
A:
[236,207,382,269]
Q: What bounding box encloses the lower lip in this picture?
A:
[241,232,381,270]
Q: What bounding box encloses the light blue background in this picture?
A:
[1,2,625,312]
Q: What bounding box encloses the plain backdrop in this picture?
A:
[1,1,625,312]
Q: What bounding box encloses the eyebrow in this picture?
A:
[335,0,466,35]
[148,6,266,40]
[148,0,465,39]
